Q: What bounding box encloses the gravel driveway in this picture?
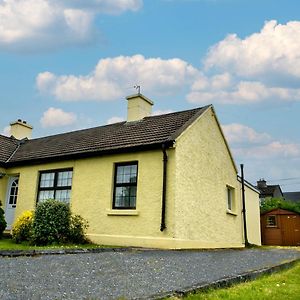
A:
[0,248,299,300]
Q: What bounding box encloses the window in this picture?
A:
[113,162,138,209]
[227,186,235,211]
[37,169,73,203]
[266,215,277,227]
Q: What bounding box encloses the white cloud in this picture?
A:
[187,80,300,105]
[36,54,199,101]
[234,142,300,159]
[222,123,271,145]
[40,107,77,128]
[106,116,125,124]
[222,122,300,189]
[0,0,142,51]
[205,20,300,81]
[152,109,174,116]
[2,126,10,136]
[222,123,300,160]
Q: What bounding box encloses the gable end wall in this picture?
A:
[173,107,244,248]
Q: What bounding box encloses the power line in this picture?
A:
[268,177,300,183]
[279,182,300,187]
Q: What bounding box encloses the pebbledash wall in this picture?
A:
[2,107,261,249]
[6,150,177,248]
[173,107,244,248]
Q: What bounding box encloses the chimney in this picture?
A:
[257,179,267,188]
[126,94,154,122]
[10,119,33,140]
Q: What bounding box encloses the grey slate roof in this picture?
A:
[283,192,300,204]
[1,106,209,167]
[257,185,283,198]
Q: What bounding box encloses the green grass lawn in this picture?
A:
[0,236,110,250]
[170,261,300,300]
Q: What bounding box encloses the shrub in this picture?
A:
[12,210,34,243]
[0,201,6,238]
[33,199,71,245]
[260,197,300,214]
[69,215,89,244]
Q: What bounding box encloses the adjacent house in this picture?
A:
[261,208,300,246]
[0,94,261,248]
[256,179,283,199]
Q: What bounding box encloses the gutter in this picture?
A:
[160,143,169,231]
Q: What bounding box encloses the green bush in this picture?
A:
[33,199,71,245]
[32,199,89,246]
[69,215,89,244]
[0,201,7,238]
[260,197,300,214]
[12,210,34,243]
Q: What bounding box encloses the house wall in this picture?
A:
[173,107,244,248]
[0,167,8,209]
[244,184,261,245]
[6,150,177,248]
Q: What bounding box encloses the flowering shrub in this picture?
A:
[12,210,34,243]
[0,201,6,238]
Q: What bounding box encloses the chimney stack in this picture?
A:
[10,119,33,140]
[257,179,267,188]
[126,94,154,122]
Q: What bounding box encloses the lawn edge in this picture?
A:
[146,258,300,300]
[0,247,140,257]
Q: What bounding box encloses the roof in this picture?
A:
[1,106,210,167]
[257,185,283,198]
[0,135,19,167]
[237,175,260,194]
[283,192,300,203]
[261,208,300,215]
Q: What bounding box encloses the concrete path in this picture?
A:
[0,248,299,300]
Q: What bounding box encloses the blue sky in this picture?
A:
[1,0,300,191]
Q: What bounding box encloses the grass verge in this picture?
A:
[169,261,300,300]
[0,236,110,250]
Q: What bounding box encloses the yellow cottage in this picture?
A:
[0,94,261,248]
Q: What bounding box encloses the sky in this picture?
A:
[1,0,300,191]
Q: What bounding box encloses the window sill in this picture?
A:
[226,209,237,216]
[106,209,139,216]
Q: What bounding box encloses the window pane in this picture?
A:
[55,190,71,203]
[114,186,136,208]
[227,188,232,210]
[116,164,137,184]
[38,190,55,202]
[40,173,55,188]
[57,171,73,187]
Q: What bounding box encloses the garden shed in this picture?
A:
[261,208,300,246]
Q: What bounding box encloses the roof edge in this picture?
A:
[5,141,173,168]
